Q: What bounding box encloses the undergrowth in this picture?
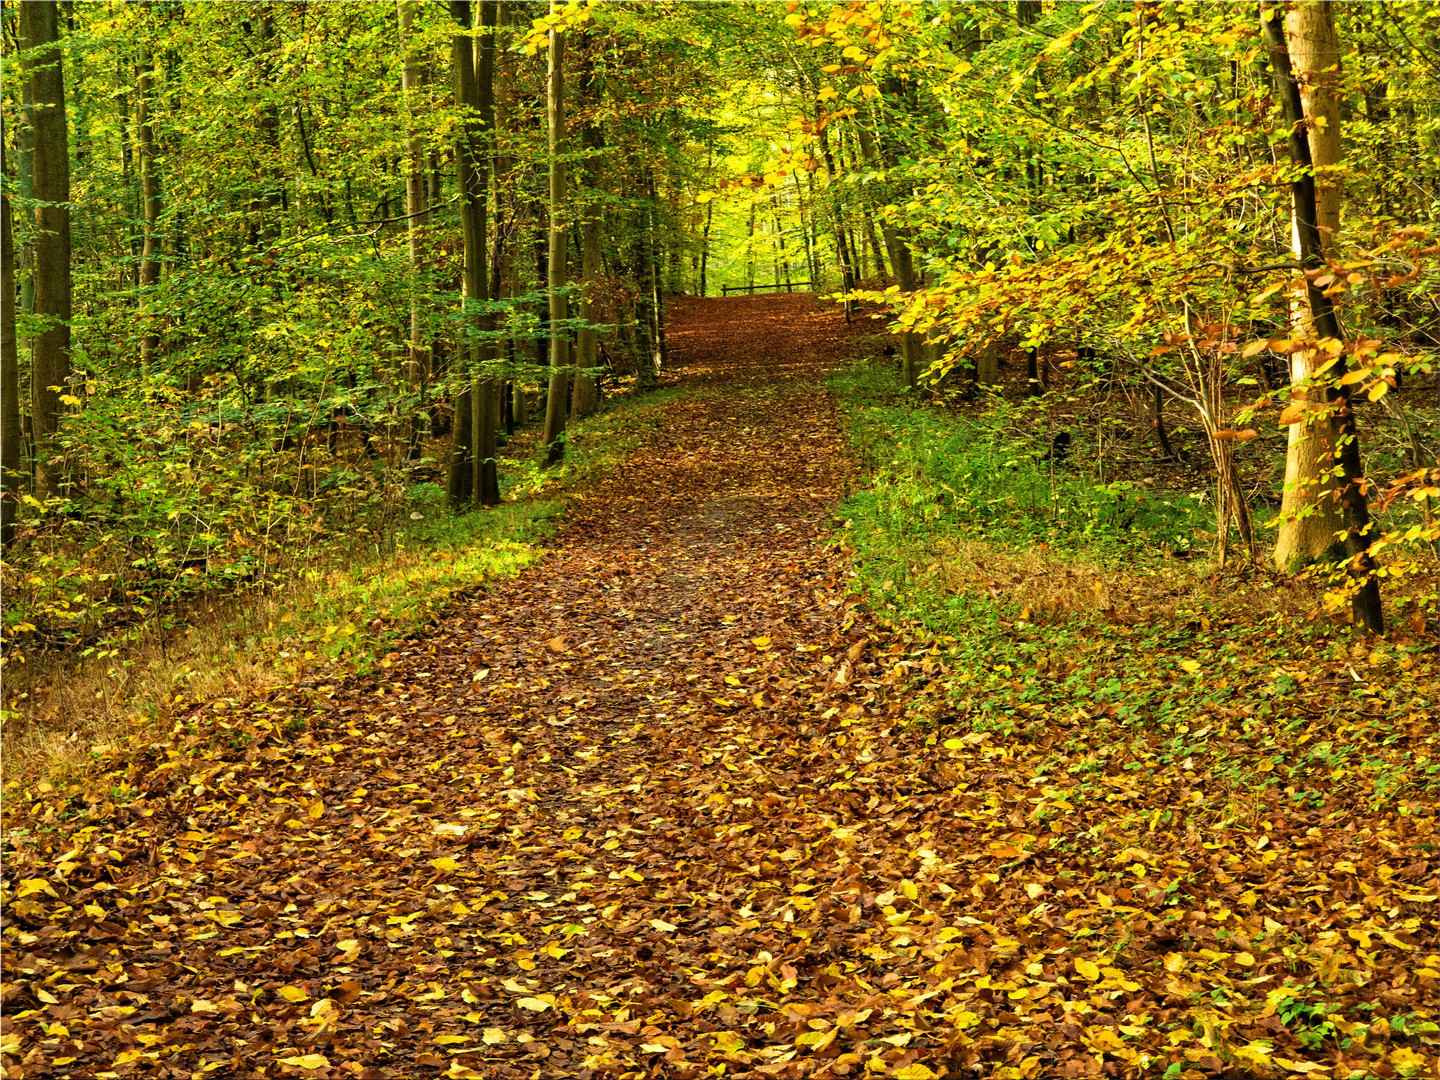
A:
[830,358,1440,815]
[1,387,680,786]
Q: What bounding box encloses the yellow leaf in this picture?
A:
[308,798,324,820]
[943,738,965,750]
[650,918,679,933]
[1025,883,1045,900]
[277,985,310,1003]
[751,636,771,649]
[900,880,918,900]
[516,996,552,1012]
[277,1054,330,1070]
[433,1035,470,1045]
[16,878,58,899]
[1367,380,1390,401]
[893,1066,939,1080]
[431,857,463,873]
[1179,659,1201,675]
[1075,958,1100,982]
[446,1064,485,1080]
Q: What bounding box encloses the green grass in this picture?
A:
[827,356,1439,808]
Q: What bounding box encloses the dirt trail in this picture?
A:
[5,295,924,1079]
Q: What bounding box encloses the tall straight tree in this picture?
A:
[446,0,499,506]
[1262,2,1383,634]
[1273,0,1346,571]
[398,1,429,401]
[2,130,20,546]
[471,0,499,504]
[21,0,72,498]
[541,3,569,464]
[572,54,602,419]
[136,44,163,369]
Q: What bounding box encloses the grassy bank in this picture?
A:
[1,387,680,787]
[831,358,1439,818]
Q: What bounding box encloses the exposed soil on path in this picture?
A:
[5,295,1436,1080]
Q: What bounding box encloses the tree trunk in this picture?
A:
[1263,3,1383,633]
[818,120,855,321]
[1273,0,1346,572]
[446,0,499,506]
[746,200,757,291]
[2,131,21,546]
[21,1,71,498]
[699,199,712,298]
[574,212,602,418]
[136,46,162,369]
[647,172,667,370]
[398,1,429,408]
[541,7,569,464]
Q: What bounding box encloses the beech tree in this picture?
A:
[20,0,71,498]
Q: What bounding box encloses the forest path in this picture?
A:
[11,296,1428,1080]
[12,294,981,1080]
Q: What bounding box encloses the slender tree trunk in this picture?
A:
[817,119,855,321]
[398,0,430,444]
[21,1,71,498]
[647,171,667,370]
[136,46,163,369]
[574,211,602,417]
[746,200,756,291]
[699,200,712,298]
[472,0,499,504]
[541,8,569,463]
[1263,3,1383,633]
[2,131,21,546]
[1273,0,1346,571]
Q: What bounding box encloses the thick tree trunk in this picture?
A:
[136,47,162,369]
[446,0,499,506]
[21,1,71,498]
[541,9,569,463]
[2,132,20,546]
[1274,0,1346,571]
[1263,3,1383,634]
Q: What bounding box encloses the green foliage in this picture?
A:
[834,359,1210,569]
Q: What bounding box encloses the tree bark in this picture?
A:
[2,129,20,546]
[21,1,71,498]
[136,46,163,369]
[1274,0,1346,571]
[574,209,602,418]
[446,0,499,506]
[699,199,712,298]
[817,118,855,322]
[398,1,429,402]
[541,6,569,464]
[1263,3,1383,634]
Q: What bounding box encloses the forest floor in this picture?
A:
[3,294,1437,1080]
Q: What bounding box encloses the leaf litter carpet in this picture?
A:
[4,294,1437,1080]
